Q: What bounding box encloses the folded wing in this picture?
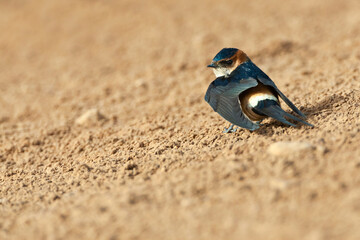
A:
[205,77,260,130]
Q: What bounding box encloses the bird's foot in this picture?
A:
[223,124,237,133]
[231,127,238,133]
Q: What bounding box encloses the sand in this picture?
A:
[1,0,360,239]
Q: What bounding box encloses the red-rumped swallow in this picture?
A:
[205,48,313,133]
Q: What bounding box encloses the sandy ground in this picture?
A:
[1,0,360,239]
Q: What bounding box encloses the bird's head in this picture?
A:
[207,48,249,78]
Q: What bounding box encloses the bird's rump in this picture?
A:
[236,61,307,118]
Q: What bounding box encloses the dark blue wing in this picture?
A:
[234,61,306,118]
[205,77,259,130]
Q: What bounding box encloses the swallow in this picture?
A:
[205,48,313,133]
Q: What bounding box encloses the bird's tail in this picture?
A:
[253,100,313,127]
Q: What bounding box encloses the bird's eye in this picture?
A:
[220,59,233,66]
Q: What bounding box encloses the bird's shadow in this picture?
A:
[253,94,342,136]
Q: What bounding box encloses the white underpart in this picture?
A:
[248,94,278,108]
[213,68,232,78]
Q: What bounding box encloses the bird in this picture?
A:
[205,48,313,133]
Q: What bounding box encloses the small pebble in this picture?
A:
[267,141,315,157]
[75,109,106,125]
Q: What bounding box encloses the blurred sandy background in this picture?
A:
[1,0,360,239]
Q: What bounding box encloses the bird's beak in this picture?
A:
[207,63,216,68]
